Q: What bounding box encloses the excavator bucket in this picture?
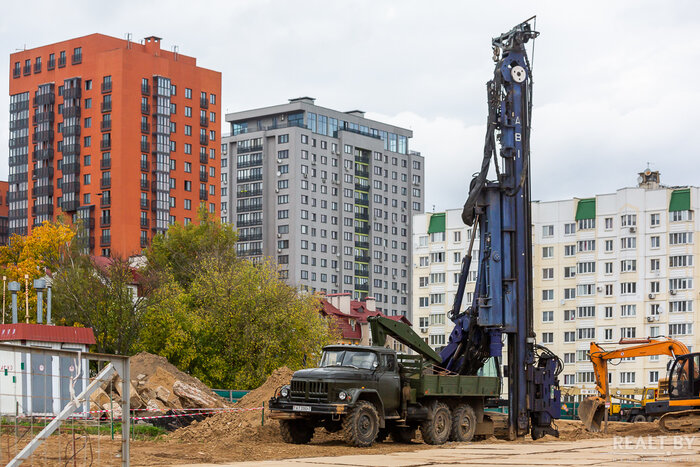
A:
[578,397,605,432]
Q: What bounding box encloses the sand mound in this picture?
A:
[171,366,294,442]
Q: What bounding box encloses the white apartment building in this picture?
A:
[413,171,699,398]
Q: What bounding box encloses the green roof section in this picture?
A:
[427,213,446,234]
[669,188,691,212]
[575,198,596,220]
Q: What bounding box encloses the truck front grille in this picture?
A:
[290,379,329,402]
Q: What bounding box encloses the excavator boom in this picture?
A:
[580,337,689,431]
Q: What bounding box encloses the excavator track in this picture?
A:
[659,410,700,433]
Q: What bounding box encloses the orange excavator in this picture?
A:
[579,337,700,432]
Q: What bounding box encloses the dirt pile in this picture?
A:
[555,419,662,441]
[89,352,229,416]
[171,366,294,442]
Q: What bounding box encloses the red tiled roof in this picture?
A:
[0,323,96,345]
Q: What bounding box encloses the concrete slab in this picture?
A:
[183,436,700,467]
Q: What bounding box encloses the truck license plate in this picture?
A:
[293,405,311,412]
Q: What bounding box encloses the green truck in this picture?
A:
[268,316,501,447]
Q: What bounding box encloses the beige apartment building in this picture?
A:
[413,171,699,398]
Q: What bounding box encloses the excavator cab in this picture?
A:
[668,354,700,400]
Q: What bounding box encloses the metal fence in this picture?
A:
[0,343,130,466]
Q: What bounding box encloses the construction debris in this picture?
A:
[171,366,294,442]
[90,352,229,419]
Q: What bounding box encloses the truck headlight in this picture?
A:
[338,391,347,401]
[280,387,290,398]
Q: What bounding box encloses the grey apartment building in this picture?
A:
[221,97,425,317]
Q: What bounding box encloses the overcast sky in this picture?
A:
[2,0,699,211]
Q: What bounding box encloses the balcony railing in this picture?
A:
[62,125,81,137]
[140,199,148,209]
[32,130,54,144]
[100,158,111,169]
[64,87,81,99]
[355,241,370,250]
[237,189,263,198]
[31,185,54,197]
[141,103,150,114]
[200,135,209,145]
[62,162,80,174]
[354,225,370,235]
[141,141,149,152]
[13,68,20,78]
[101,81,112,93]
[140,237,149,248]
[141,122,150,133]
[33,148,54,161]
[101,196,111,207]
[140,218,149,228]
[62,199,79,211]
[141,83,151,95]
[237,144,263,154]
[140,160,149,171]
[355,168,369,178]
[101,120,112,131]
[355,153,370,164]
[355,283,369,292]
[199,172,208,182]
[238,233,263,242]
[101,101,112,112]
[23,65,31,76]
[200,98,208,109]
[236,174,263,183]
[33,166,54,179]
[32,204,54,216]
[237,219,263,227]
[100,216,111,227]
[140,179,148,190]
[355,183,369,192]
[47,59,55,70]
[100,235,111,246]
[100,139,111,150]
[237,204,263,213]
[199,190,208,200]
[355,268,369,277]
[354,254,370,263]
[62,143,80,155]
[100,178,111,189]
[34,62,41,73]
[236,159,263,169]
[71,53,82,65]
[200,153,208,164]
[58,56,66,67]
[200,116,208,127]
[61,181,80,193]
[355,211,369,221]
[63,106,80,118]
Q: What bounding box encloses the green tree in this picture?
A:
[146,207,238,290]
[188,257,334,388]
[52,255,159,354]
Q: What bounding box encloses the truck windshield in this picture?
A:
[321,350,377,370]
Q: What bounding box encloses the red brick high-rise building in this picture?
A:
[8,34,221,256]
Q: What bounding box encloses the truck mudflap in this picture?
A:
[268,398,349,418]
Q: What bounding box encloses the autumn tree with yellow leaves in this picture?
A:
[0,221,75,322]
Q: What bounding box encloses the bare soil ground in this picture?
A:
[1,364,672,465]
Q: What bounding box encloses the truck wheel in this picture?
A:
[279,419,314,444]
[390,426,416,443]
[342,400,380,447]
[420,401,452,445]
[450,404,476,442]
[632,414,647,423]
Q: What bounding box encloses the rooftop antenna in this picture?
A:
[125,32,132,49]
[172,45,179,61]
